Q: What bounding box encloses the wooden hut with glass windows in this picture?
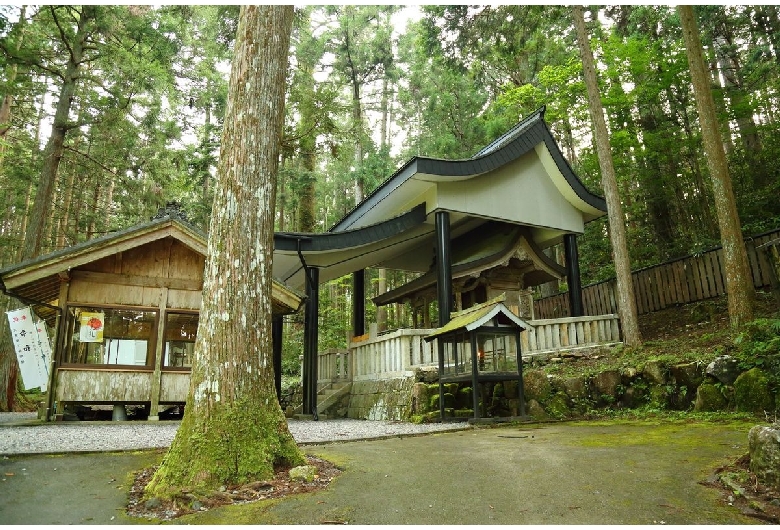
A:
[0,206,303,421]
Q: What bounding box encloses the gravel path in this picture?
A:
[0,413,469,455]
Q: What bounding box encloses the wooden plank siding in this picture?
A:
[535,227,780,319]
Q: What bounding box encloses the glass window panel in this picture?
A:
[65,307,156,366]
[477,331,518,373]
[163,312,199,368]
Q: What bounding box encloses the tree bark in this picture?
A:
[678,5,754,329]
[572,6,642,346]
[22,6,94,260]
[146,5,303,497]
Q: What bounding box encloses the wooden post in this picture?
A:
[435,211,453,325]
[303,266,319,417]
[149,287,168,421]
[564,234,584,317]
[352,269,365,337]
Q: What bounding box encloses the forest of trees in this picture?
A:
[1,5,779,359]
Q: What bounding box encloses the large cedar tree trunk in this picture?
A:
[146,5,303,497]
[678,6,754,329]
[572,6,642,346]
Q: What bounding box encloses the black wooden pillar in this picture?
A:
[272,315,283,403]
[435,211,453,325]
[352,269,365,337]
[435,211,453,421]
[564,233,584,317]
[302,266,320,418]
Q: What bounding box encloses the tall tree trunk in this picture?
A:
[146,5,302,498]
[678,5,754,329]
[22,6,94,261]
[572,6,641,346]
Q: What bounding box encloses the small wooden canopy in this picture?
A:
[424,297,530,342]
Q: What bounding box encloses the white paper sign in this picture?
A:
[6,307,51,391]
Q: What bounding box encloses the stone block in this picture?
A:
[591,370,621,398]
[734,368,776,413]
[706,355,741,385]
[749,425,780,489]
[693,382,728,412]
[523,370,552,402]
[563,376,588,400]
[642,360,667,384]
[670,362,704,390]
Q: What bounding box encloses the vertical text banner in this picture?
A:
[6,307,51,390]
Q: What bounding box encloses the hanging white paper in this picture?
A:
[6,307,51,390]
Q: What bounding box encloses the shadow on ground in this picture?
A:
[0,419,767,525]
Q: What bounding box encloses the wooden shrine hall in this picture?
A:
[272,106,608,419]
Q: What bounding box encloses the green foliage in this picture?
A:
[733,318,780,394]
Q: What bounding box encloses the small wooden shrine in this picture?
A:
[425,296,529,422]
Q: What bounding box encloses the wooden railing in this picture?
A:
[349,328,437,381]
[520,314,621,356]
[318,348,350,384]
[534,227,780,319]
[316,314,623,382]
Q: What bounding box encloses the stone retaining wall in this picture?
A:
[287,354,778,422]
[345,379,417,420]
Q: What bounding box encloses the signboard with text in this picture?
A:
[6,307,51,391]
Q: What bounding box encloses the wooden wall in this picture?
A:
[68,238,204,310]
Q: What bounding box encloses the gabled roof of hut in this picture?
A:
[0,207,304,322]
[424,295,531,342]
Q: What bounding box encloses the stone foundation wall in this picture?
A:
[346,378,417,420]
[288,353,777,422]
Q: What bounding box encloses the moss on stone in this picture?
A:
[693,382,728,412]
[734,368,776,413]
[523,370,552,402]
[545,392,570,419]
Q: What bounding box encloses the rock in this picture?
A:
[523,370,552,402]
[706,355,741,385]
[693,382,728,412]
[415,367,439,383]
[191,500,204,511]
[748,425,780,489]
[503,380,518,397]
[621,386,642,409]
[642,360,667,384]
[734,368,776,413]
[430,392,455,410]
[547,375,566,394]
[289,465,318,483]
[563,376,588,400]
[621,367,638,383]
[591,370,621,399]
[144,497,162,510]
[411,383,432,414]
[525,399,549,420]
[670,362,704,389]
[545,393,570,419]
[457,386,473,409]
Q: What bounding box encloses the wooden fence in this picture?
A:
[534,227,780,319]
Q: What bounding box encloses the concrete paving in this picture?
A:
[0,419,761,525]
